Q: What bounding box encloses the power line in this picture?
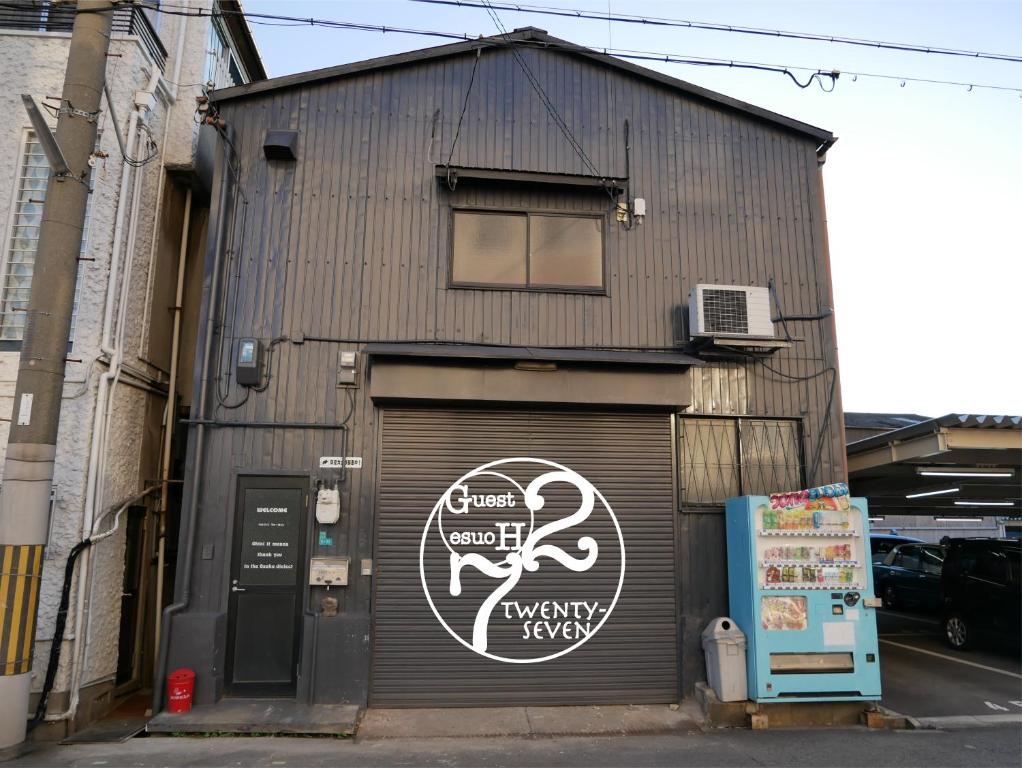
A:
[477,0,612,188]
[604,48,1021,94]
[12,2,1019,95]
[410,0,1022,64]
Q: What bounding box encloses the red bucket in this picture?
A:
[167,668,195,714]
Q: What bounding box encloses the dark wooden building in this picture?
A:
[159,28,846,719]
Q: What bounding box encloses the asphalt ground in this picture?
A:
[877,608,1022,718]
[4,724,1021,768]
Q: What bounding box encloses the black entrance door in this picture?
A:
[226,476,307,696]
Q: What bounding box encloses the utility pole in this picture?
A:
[0,0,113,748]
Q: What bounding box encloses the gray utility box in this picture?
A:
[701,617,748,703]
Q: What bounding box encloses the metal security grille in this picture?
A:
[678,417,803,506]
[371,409,678,706]
[702,288,749,335]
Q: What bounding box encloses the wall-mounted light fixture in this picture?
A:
[514,361,557,372]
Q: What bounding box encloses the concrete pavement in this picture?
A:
[5,723,1021,767]
[876,609,1022,719]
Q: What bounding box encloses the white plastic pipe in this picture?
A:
[61,121,148,722]
[49,117,139,726]
[48,65,161,723]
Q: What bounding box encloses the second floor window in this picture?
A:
[451,210,604,291]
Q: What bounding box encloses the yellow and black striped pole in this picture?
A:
[0,545,43,677]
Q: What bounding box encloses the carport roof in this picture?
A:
[846,414,1021,514]
[844,412,930,431]
[848,414,1021,456]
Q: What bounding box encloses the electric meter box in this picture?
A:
[316,488,341,525]
[236,338,263,387]
[309,556,350,586]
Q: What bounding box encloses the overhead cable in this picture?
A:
[23,2,1020,95]
[410,0,1022,64]
[477,0,615,192]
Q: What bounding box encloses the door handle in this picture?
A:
[231,585,246,592]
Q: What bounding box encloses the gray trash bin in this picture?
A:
[701,617,748,702]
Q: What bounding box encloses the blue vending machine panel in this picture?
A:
[725,490,882,702]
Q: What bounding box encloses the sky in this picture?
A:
[239,0,1022,418]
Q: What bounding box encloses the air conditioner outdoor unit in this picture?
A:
[689,284,775,339]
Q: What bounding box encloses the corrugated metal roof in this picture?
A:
[847,413,1022,454]
[365,342,702,367]
[211,27,834,147]
[844,412,930,430]
[937,414,1022,429]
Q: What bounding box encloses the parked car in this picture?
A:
[873,543,946,611]
[870,533,923,564]
[941,538,1021,651]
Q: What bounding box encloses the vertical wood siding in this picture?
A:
[182,45,844,700]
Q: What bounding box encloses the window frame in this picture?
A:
[676,414,806,512]
[448,205,608,295]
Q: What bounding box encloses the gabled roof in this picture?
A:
[212,26,834,151]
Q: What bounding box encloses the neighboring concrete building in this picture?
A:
[156,28,849,728]
[0,0,263,736]
[846,413,1021,541]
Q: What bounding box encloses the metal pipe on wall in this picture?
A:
[153,133,234,713]
[153,186,192,669]
[51,63,162,725]
[50,118,140,726]
[815,156,848,481]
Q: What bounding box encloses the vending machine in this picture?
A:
[725,485,882,702]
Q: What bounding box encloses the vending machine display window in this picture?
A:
[760,597,807,631]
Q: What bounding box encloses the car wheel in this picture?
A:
[883,584,898,609]
[944,614,971,650]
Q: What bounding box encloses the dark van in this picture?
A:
[940,538,1021,651]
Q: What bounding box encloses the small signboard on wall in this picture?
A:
[238,488,302,586]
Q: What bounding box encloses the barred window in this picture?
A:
[0,131,88,347]
[678,416,804,508]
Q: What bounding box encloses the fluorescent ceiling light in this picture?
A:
[905,487,960,499]
[916,468,1014,478]
[953,500,1014,507]
[934,516,984,523]
[868,516,885,522]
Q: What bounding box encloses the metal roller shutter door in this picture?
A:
[371,408,679,706]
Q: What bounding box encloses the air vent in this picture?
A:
[689,284,775,339]
[263,129,298,160]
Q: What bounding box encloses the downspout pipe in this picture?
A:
[51,66,160,725]
[153,186,192,664]
[814,152,849,481]
[153,130,234,713]
[137,11,188,361]
[52,114,138,726]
